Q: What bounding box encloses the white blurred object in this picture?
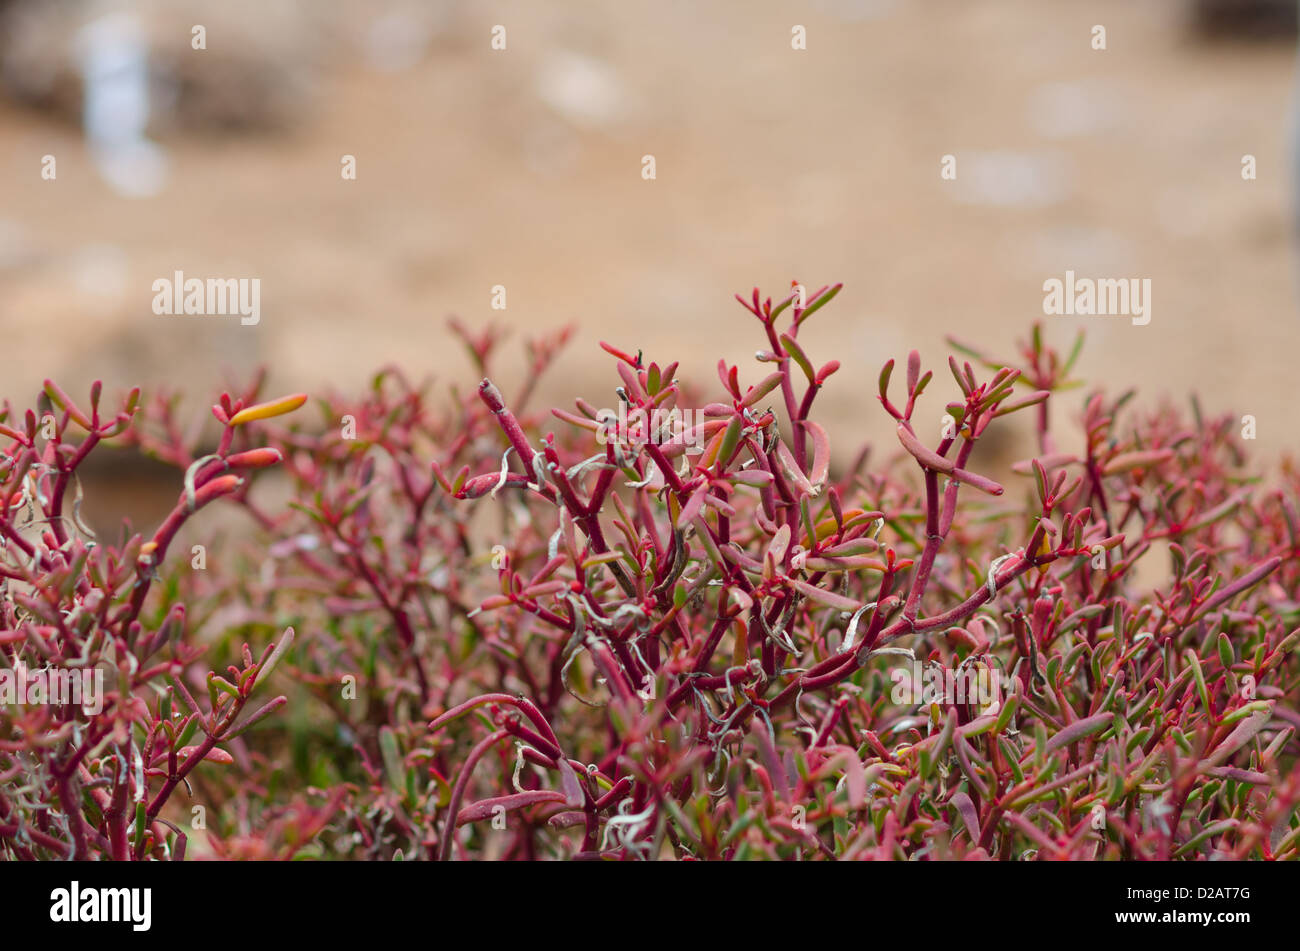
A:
[536,51,627,129]
[950,150,1072,209]
[364,4,448,72]
[76,12,168,197]
[1027,81,1119,140]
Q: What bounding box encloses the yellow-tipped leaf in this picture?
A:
[229,393,308,426]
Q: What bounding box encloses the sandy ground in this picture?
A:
[0,0,1296,526]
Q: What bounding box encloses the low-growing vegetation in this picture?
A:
[2,285,1296,860]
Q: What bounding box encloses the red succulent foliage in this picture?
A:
[2,285,1297,860]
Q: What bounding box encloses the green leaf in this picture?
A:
[1186,649,1211,714]
[379,727,404,792]
[717,415,743,469]
[769,289,797,321]
[740,370,784,409]
[259,627,295,684]
[176,715,200,749]
[209,674,239,699]
[912,370,933,400]
[1045,712,1111,752]
[1172,819,1238,858]
[795,283,841,325]
[133,801,148,851]
[1217,633,1235,671]
[780,334,815,385]
[947,357,971,397]
[1061,330,1086,377]
[922,710,956,780]
[1032,459,1048,506]
[993,390,1050,418]
[994,688,1019,734]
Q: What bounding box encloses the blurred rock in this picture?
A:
[1189,0,1297,38]
[0,0,325,134]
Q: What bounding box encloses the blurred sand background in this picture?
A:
[0,0,1296,525]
